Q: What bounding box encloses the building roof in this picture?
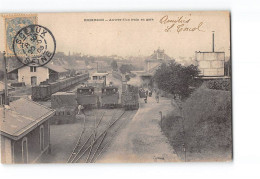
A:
[45,63,68,73]
[77,86,95,90]
[8,63,69,74]
[0,98,55,140]
[195,51,225,54]
[145,48,172,62]
[132,71,153,77]
[52,91,75,96]
[102,86,118,90]
[92,72,108,76]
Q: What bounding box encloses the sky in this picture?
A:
[0,11,230,59]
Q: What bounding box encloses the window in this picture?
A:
[22,137,28,163]
[40,125,44,151]
[30,66,37,72]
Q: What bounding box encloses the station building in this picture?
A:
[144,48,172,73]
[8,63,69,86]
[0,98,55,164]
[135,48,173,88]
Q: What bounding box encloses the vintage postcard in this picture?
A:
[0,11,232,164]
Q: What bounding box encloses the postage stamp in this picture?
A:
[12,24,56,67]
[3,14,38,56]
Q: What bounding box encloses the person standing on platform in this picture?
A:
[156,92,160,103]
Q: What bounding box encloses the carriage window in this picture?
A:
[40,125,44,151]
[67,111,70,115]
[22,137,28,163]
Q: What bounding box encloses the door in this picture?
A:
[22,137,28,163]
[31,76,37,86]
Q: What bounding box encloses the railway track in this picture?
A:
[67,108,134,163]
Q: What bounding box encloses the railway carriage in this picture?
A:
[121,84,139,110]
[100,86,119,108]
[32,85,51,101]
[76,86,99,108]
[31,73,89,101]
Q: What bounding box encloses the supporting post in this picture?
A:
[159,111,162,128]
[179,105,186,162]
[212,31,215,52]
[3,51,9,105]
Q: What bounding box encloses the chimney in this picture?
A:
[212,31,215,52]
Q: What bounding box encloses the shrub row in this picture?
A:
[205,79,231,91]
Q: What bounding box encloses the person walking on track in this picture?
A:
[77,104,83,115]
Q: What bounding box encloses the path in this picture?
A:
[97,95,180,163]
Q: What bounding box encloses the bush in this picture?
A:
[162,86,232,161]
[205,79,231,91]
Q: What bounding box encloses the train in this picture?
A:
[121,84,139,110]
[75,83,139,110]
[100,86,119,108]
[32,73,89,101]
[38,71,139,110]
[76,85,119,109]
[76,86,99,108]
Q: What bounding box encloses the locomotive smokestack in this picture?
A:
[212,31,215,52]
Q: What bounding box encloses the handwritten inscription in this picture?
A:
[160,15,205,33]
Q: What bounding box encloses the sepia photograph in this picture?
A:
[0,11,232,164]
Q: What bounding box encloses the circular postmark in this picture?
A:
[12,24,56,67]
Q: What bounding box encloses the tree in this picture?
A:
[111,60,118,71]
[153,62,200,99]
[119,64,134,74]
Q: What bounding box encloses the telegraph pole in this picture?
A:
[3,51,9,105]
[212,31,215,52]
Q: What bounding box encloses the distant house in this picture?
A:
[136,48,173,88]
[0,98,55,164]
[8,63,69,86]
[145,48,173,73]
[0,81,15,105]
